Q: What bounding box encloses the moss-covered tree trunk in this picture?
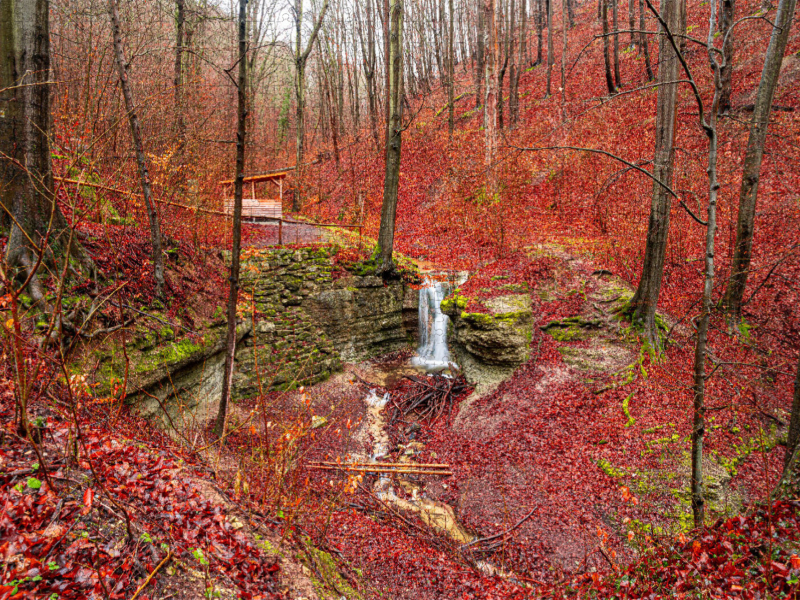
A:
[377,0,403,275]
[626,0,684,348]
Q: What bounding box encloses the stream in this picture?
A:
[352,276,521,581]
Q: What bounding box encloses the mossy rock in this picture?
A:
[542,315,602,342]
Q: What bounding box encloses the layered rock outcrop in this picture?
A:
[443,293,533,391]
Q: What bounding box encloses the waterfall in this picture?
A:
[411,279,452,372]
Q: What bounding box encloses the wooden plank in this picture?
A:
[224,198,282,219]
[219,172,289,186]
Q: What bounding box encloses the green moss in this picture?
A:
[547,326,583,341]
[622,392,636,428]
[440,292,468,313]
[494,310,529,323]
[460,311,495,326]
[298,537,363,600]
[716,424,785,477]
[500,283,528,293]
[133,338,204,373]
[542,316,600,341]
[597,458,627,478]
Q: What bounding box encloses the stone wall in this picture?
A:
[234,247,417,391]
[233,247,343,395]
[86,246,420,427]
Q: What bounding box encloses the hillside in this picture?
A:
[2,0,800,598]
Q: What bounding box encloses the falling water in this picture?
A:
[411,278,452,372]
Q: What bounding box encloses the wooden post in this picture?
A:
[279,218,283,245]
[250,180,256,201]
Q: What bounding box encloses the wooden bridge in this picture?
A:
[220,171,287,222]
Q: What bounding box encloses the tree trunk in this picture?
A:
[293,0,330,212]
[536,0,544,65]
[378,0,403,274]
[384,0,390,137]
[484,0,499,191]
[602,0,615,94]
[360,0,382,153]
[448,0,455,136]
[561,0,567,118]
[174,0,186,194]
[545,0,553,96]
[0,0,69,256]
[213,0,248,440]
[640,0,654,80]
[498,0,511,130]
[691,0,727,528]
[108,0,165,298]
[783,353,800,477]
[723,0,796,319]
[626,0,683,347]
[476,0,485,107]
[718,0,735,114]
[510,0,526,125]
[432,0,445,88]
[612,0,621,89]
[628,0,636,47]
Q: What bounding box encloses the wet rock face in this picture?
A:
[446,294,533,389]
[303,275,414,362]
[88,247,419,427]
[237,248,417,389]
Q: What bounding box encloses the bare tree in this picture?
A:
[357,0,382,152]
[293,0,330,211]
[476,0,486,107]
[602,0,615,94]
[645,0,724,526]
[377,0,403,274]
[723,0,796,320]
[545,0,553,96]
[718,0,735,114]
[108,0,166,298]
[448,0,455,136]
[783,353,800,484]
[628,0,636,47]
[612,0,621,89]
[484,0,499,180]
[174,0,187,193]
[639,0,654,80]
[214,0,248,440]
[509,0,526,125]
[535,0,544,65]
[560,0,567,117]
[624,0,684,347]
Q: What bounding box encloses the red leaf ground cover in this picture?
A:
[0,394,281,600]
